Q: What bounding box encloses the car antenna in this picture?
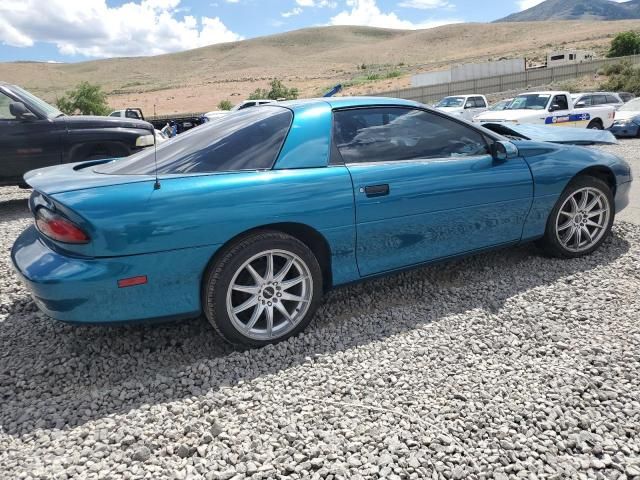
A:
[153,128,160,190]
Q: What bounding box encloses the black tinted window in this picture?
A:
[593,95,607,105]
[552,95,569,110]
[334,107,489,164]
[96,107,292,175]
[605,95,619,104]
[472,97,487,108]
[577,96,591,106]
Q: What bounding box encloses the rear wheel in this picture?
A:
[202,231,323,347]
[587,119,603,130]
[540,176,614,258]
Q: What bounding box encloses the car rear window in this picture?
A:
[95,107,292,175]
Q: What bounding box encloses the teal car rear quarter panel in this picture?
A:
[51,167,359,285]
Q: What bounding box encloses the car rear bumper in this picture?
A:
[11,225,219,324]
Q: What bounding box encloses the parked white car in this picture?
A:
[473,91,615,130]
[435,95,488,121]
[204,99,277,122]
[231,99,276,111]
[571,92,624,111]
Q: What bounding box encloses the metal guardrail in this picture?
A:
[372,54,640,104]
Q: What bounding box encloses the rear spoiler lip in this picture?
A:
[23,160,155,195]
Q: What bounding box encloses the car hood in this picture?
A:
[482,123,618,145]
[436,106,464,113]
[56,115,153,131]
[475,109,538,121]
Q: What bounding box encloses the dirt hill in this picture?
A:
[1,21,638,115]
[497,0,640,22]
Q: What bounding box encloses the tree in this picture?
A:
[248,79,299,101]
[600,61,640,96]
[56,81,110,116]
[607,31,640,58]
[218,99,233,110]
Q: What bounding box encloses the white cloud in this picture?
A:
[330,0,461,30]
[282,7,303,17]
[0,0,243,58]
[517,0,544,10]
[295,0,337,8]
[398,0,452,9]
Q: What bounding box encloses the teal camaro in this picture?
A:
[12,97,633,347]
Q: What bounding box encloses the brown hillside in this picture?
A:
[0,21,637,115]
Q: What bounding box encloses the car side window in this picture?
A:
[593,95,607,105]
[578,96,592,107]
[473,97,487,108]
[605,95,619,104]
[333,107,490,164]
[0,92,20,120]
[552,95,569,110]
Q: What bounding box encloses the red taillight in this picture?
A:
[35,208,90,244]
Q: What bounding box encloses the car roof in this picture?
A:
[574,92,620,96]
[278,96,423,111]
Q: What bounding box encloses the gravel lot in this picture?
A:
[1,141,640,480]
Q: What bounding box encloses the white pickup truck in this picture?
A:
[473,91,615,130]
[435,95,488,121]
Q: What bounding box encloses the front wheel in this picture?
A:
[540,176,614,258]
[202,231,323,347]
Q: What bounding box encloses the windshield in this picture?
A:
[490,99,512,111]
[12,85,64,119]
[508,94,551,110]
[436,97,465,108]
[95,106,292,175]
[618,98,640,112]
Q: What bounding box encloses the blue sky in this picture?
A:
[0,0,541,62]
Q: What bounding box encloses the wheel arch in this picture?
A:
[572,165,616,195]
[587,117,604,128]
[205,222,333,292]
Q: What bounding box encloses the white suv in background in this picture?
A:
[434,95,488,121]
[572,92,624,111]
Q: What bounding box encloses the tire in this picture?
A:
[202,231,323,347]
[587,119,603,130]
[539,175,614,258]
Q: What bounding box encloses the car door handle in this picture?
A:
[363,184,390,198]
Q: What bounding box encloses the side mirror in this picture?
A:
[464,104,473,109]
[9,101,36,120]
[549,104,562,112]
[491,140,518,161]
[575,102,586,109]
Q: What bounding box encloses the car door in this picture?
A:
[546,94,574,127]
[333,106,533,277]
[0,90,62,185]
[462,97,479,121]
[467,96,487,121]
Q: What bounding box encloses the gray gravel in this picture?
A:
[2,141,640,479]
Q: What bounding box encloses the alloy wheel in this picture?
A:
[555,187,610,253]
[225,249,313,341]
